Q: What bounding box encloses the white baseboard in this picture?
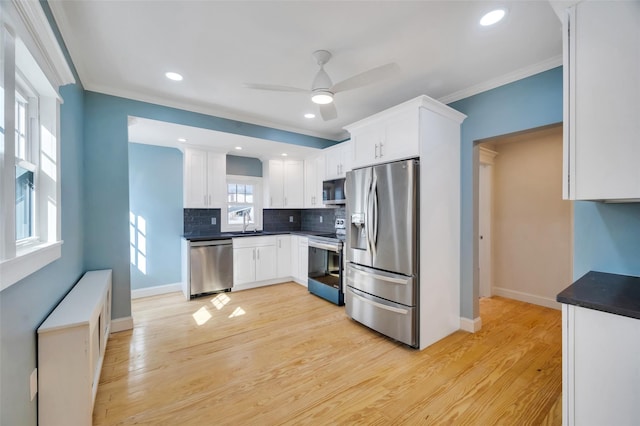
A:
[492,287,561,310]
[460,316,482,333]
[110,316,133,333]
[131,282,181,299]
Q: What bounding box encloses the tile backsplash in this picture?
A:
[185,207,347,235]
[184,208,221,236]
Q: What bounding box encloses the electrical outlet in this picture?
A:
[211,217,217,225]
[30,368,37,401]
[289,216,293,223]
[319,216,323,223]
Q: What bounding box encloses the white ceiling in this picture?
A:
[49,1,562,144]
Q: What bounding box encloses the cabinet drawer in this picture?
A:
[232,235,277,249]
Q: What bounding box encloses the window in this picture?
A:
[222,176,263,232]
[0,2,75,290]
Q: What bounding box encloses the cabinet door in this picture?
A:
[207,152,226,207]
[184,148,208,208]
[324,142,351,179]
[567,305,640,425]
[276,236,291,278]
[305,155,326,208]
[298,238,309,284]
[283,160,304,208]
[233,247,256,285]
[267,160,285,207]
[565,2,640,200]
[290,235,300,280]
[255,245,277,281]
[383,110,419,162]
[351,124,383,168]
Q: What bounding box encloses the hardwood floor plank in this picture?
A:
[94,284,562,425]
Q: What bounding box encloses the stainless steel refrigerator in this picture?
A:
[345,158,419,347]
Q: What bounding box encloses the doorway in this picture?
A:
[477,124,572,310]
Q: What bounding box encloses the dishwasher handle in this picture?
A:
[189,239,233,248]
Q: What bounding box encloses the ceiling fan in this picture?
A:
[245,50,400,121]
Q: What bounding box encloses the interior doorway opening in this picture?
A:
[476,123,572,314]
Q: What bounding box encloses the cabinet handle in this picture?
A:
[209,194,212,205]
[285,197,287,206]
[270,197,273,206]
[253,249,255,261]
[374,143,379,159]
[204,195,207,205]
[379,142,384,157]
[279,240,281,249]
[257,248,260,260]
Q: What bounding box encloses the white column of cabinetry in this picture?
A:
[37,270,112,426]
[183,147,226,208]
[563,1,640,200]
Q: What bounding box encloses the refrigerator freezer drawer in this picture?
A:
[346,263,416,306]
[346,286,417,347]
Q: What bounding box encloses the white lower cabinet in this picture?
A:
[562,304,640,425]
[297,237,308,285]
[276,235,291,278]
[233,236,277,286]
[37,270,112,426]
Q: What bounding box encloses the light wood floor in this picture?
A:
[94,283,562,425]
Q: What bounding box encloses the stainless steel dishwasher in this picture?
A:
[189,239,233,297]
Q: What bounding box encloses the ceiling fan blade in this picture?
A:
[244,83,308,93]
[330,63,400,94]
[319,103,337,121]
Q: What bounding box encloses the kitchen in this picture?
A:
[1,1,639,425]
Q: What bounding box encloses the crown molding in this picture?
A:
[438,55,563,105]
[8,0,75,88]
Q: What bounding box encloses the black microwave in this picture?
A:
[323,178,346,205]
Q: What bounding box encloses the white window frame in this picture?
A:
[221,175,263,233]
[0,1,75,291]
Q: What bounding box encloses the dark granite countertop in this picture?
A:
[183,230,333,242]
[556,271,640,320]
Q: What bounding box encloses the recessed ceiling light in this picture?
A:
[281,153,288,157]
[304,113,316,119]
[165,72,183,81]
[177,137,187,142]
[480,9,506,26]
[235,146,243,150]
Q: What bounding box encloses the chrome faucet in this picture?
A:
[242,211,251,233]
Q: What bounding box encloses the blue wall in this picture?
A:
[227,154,263,177]
[449,67,564,320]
[128,143,183,290]
[573,202,640,279]
[0,82,85,425]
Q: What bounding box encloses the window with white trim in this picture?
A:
[0,2,75,290]
[222,175,263,232]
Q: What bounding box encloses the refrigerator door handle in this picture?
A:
[369,171,378,258]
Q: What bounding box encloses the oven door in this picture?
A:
[308,240,344,305]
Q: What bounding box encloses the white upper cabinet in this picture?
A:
[264,159,304,208]
[563,1,640,201]
[347,106,419,168]
[304,154,325,208]
[324,140,352,179]
[183,148,226,208]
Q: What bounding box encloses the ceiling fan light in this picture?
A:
[311,91,334,105]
